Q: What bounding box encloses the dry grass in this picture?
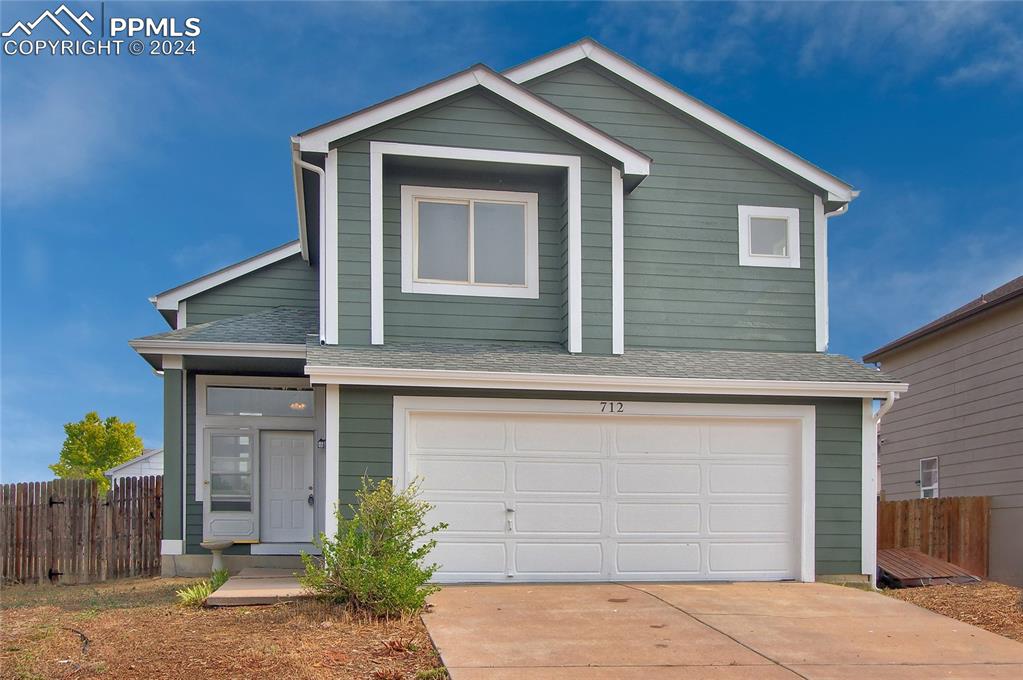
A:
[884,580,1023,643]
[0,577,446,680]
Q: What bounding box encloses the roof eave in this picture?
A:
[304,364,907,399]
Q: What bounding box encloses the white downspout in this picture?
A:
[291,139,327,344]
[874,390,898,425]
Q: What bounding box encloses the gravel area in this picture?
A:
[884,580,1023,643]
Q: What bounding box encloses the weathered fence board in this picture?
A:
[877,496,990,578]
[0,477,162,584]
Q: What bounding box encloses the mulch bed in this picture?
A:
[884,580,1023,643]
[0,577,446,679]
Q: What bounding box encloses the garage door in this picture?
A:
[395,398,812,582]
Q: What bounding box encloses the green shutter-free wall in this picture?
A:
[339,388,864,575]
[525,63,819,352]
[335,90,614,354]
[185,253,318,326]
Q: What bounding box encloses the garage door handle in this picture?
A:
[506,507,514,531]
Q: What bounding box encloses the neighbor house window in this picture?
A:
[737,205,800,268]
[919,457,939,498]
[401,185,539,298]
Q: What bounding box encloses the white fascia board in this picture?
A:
[129,340,306,359]
[505,41,853,202]
[305,364,908,399]
[151,241,303,311]
[295,66,650,177]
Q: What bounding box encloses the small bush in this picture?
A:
[176,568,229,607]
[301,477,447,616]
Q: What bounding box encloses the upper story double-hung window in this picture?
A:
[401,185,539,298]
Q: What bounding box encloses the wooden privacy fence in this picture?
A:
[877,496,990,577]
[1,476,162,584]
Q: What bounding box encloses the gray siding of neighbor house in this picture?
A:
[185,254,318,326]
[877,299,1023,585]
[339,388,864,576]
[335,90,614,354]
[524,63,818,352]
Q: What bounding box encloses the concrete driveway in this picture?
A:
[423,582,1023,679]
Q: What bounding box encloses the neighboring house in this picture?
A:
[864,276,1023,586]
[105,448,164,481]
[130,39,906,582]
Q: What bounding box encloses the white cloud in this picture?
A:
[594,1,1023,88]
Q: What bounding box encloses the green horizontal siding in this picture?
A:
[337,90,613,353]
[185,254,318,326]
[338,388,863,575]
[525,63,818,352]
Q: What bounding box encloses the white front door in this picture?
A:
[260,431,314,543]
[395,398,814,583]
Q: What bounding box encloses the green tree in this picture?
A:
[49,412,143,491]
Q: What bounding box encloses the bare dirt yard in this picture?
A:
[0,577,446,680]
[884,580,1023,643]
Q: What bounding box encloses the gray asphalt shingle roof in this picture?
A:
[135,307,316,345]
[131,307,898,385]
[306,340,900,384]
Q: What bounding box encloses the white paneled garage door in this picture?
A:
[393,398,815,583]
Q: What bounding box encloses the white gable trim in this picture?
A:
[505,40,854,203]
[295,66,651,178]
[150,241,303,312]
[368,141,584,353]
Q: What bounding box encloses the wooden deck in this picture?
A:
[877,547,981,588]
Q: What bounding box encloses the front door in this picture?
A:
[260,431,314,543]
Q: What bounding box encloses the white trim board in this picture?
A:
[296,65,651,177]
[323,149,340,345]
[814,195,829,352]
[324,385,340,539]
[306,364,908,399]
[505,39,854,203]
[150,241,303,312]
[611,167,624,355]
[861,398,878,582]
[368,142,584,352]
[129,340,306,361]
[392,396,817,583]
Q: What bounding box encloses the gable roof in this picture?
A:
[504,38,855,203]
[864,275,1023,362]
[150,240,302,315]
[294,63,652,177]
[105,448,162,477]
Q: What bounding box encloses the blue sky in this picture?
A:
[2,1,1021,482]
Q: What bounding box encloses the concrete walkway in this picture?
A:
[206,568,308,606]
[423,582,1023,679]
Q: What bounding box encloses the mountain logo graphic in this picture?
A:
[2,4,95,37]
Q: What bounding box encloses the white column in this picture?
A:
[861,397,878,582]
[324,385,341,538]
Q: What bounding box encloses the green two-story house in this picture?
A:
[131,39,906,583]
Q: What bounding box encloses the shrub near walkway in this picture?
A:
[0,577,446,679]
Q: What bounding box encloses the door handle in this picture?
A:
[307,494,315,506]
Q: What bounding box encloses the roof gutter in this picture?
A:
[873,390,898,425]
[291,137,325,263]
[304,364,909,399]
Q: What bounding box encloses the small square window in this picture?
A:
[738,205,800,268]
[401,186,539,298]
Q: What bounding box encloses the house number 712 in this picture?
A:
[600,401,624,413]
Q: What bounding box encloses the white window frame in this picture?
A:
[400,185,539,299]
[738,205,801,269]
[919,457,939,498]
